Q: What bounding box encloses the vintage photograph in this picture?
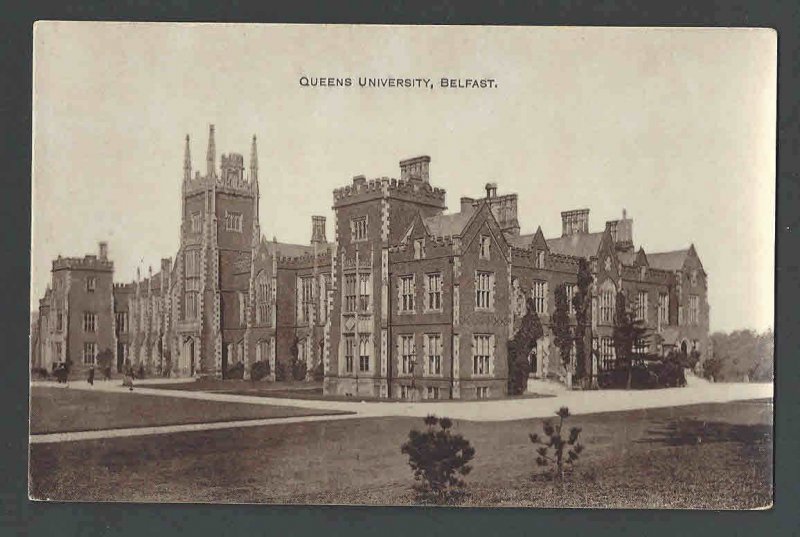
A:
[29,23,775,508]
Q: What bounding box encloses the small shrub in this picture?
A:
[529,406,584,480]
[250,360,270,381]
[31,367,49,380]
[400,415,475,504]
[226,361,245,380]
[274,359,290,382]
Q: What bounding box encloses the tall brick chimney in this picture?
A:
[311,216,327,244]
[606,208,634,251]
[98,241,108,261]
[561,209,590,236]
[399,155,431,182]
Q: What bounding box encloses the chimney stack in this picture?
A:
[561,209,590,236]
[460,197,475,213]
[98,241,108,261]
[161,257,172,273]
[485,182,497,199]
[399,155,431,182]
[311,216,327,244]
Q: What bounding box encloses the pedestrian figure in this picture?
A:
[122,362,134,391]
[88,364,95,386]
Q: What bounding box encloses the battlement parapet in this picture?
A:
[277,252,333,269]
[183,171,257,197]
[113,282,134,291]
[52,255,113,272]
[333,176,446,206]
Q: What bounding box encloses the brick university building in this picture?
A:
[31,126,710,398]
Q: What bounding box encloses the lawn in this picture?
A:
[29,399,772,508]
[29,386,349,434]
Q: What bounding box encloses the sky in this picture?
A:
[31,23,776,333]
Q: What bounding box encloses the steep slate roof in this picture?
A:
[545,232,604,259]
[506,232,536,249]
[647,249,689,271]
[423,207,476,238]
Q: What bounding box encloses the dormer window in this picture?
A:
[536,250,545,268]
[414,239,425,260]
[479,235,491,260]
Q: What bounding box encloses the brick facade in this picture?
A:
[32,131,709,393]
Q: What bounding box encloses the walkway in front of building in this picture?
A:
[30,377,773,444]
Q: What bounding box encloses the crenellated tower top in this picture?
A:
[182,125,259,197]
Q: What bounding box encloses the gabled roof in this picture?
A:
[423,207,476,239]
[647,249,689,271]
[545,232,604,259]
[506,232,535,249]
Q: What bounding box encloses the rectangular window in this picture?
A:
[224,211,243,232]
[344,274,357,313]
[414,239,425,260]
[479,235,491,260]
[256,275,271,324]
[56,311,64,332]
[426,386,440,400]
[400,385,413,400]
[238,291,247,326]
[658,292,669,326]
[83,342,97,365]
[475,271,493,310]
[82,312,97,333]
[400,335,416,375]
[399,275,415,313]
[344,335,355,373]
[185,292,198,320]
[472,334,492,376]
[634,338,648,356]
[184,250,201,277]
[425,334,442,376]
[426,273,442,311]
[351,217,368,242]
[190,212,202,233]
[116,312,128,333]
[689,295,699,325]
[599,336,615,370]
[476,386,489,399]
[600,290,614,324]
[358,274,371,312]
[359,335,370,372]
[565,283,577,315]
[636,291,648,322]
[532,280,547,315]
[86,276,96,292]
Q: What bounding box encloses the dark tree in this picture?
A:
[507,297,543,395]
[529,406,585,480]
[552,284,573,380]
[572,258,593,383]
[400,415,475,503]
[613,291,649,389]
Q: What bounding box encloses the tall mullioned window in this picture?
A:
[658,293,669,327]
[190,212,202,233]
[344,274,357,313]
[426,273,442,311]
[565,283,577,315]
[598,336,615,370]
[475,271,493,310]
[400,335,415,375]
[184,249,201,320]
[689,295,700,325]
[532,280,547,314]
[359,335,371,372]
[83,342,97,365]
[636,290,648,322]
[86,276,96,292]
[83,312,97,333]
[599,290,614,324]
[399,275,415,312]
[299,276,314,323]
[224,211,243,232]
[256,271,270,324]
[351,217,368,242]
[344,335,355,373]
[472,334,492,376]
[425,334,442,376]
[56,311,64,332]
[116,312,128,333]
[358,274,371,311]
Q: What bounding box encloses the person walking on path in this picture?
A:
[87,364,95,386]
[122,359,134,391]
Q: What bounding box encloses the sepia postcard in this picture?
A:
[29,22,776,508]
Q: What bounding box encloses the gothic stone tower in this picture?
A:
[175,125,260,377]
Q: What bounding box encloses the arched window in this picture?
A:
[255,270,270,324]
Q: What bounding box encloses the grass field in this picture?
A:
[29,386,349,434]
[29,399,772,508]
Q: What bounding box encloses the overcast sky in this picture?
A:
[32,23,775,333]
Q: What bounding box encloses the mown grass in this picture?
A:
[29,386,349,434]
[30,399,772,508]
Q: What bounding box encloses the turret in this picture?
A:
[311,216,327,244]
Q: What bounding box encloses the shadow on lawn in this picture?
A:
[638,419,772,447]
